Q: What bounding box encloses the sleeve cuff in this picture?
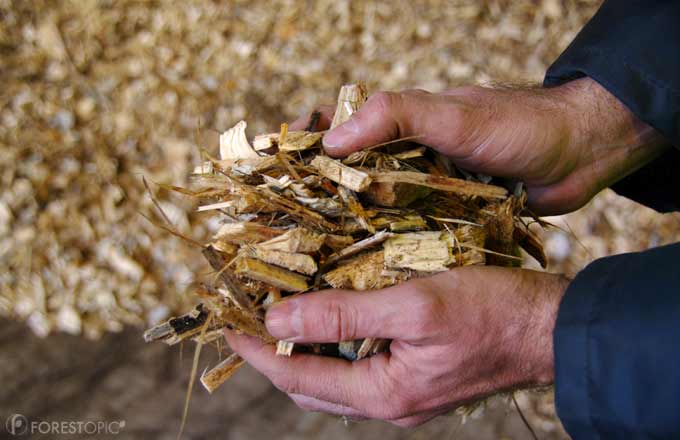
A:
[553,255,623,438]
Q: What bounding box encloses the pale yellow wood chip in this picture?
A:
[219,120,260,160]
[310,155,372,192]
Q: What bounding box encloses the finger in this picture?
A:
[322,89,469,157]
[288,393,367,419]
[224,329,393,417]
[264,279,440,343]
[289,105,335,131]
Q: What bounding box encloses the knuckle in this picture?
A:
[410,287,445,338]
[367,91,400,115]
[316,296,356,341]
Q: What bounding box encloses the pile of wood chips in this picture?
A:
[1,0,602,344]
[144,84,547,394]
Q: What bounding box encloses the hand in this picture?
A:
[225,266,569,427]
[292,78,667,215]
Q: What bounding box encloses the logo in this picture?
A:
[4,414,125,436]
[6,414,28,436]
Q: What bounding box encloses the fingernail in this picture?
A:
[323,117,360,149]
[265,299,303,341]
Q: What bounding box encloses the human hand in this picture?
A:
[225,266,569,427]
[292,78,666,215]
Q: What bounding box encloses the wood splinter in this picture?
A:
[200,353,246,393]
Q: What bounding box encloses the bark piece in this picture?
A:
[310,155,372,192]
[143,305,208,343]
[143,304,229,345]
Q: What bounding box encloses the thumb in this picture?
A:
[322,89,468,158]
[265,283,434,343]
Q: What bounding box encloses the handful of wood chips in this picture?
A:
[143,84,546,394]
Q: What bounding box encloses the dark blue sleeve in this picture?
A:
[555,243,680,439]
[543,2,680,437]
[543,0,680,213]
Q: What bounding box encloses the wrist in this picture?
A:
[554,77,668,190]
[516,273,570,388]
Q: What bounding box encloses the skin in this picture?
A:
[226,77,666,427]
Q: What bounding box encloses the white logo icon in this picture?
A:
[6,414,28,436]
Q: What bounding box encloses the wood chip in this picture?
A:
[371,171,508,200]
[253,131,323,152]
[324,250,407,290]
[323,230,393,267]
[310,156,372,192]
[363,181,433,207]
[212,222,285,245]
[256,228,327,253]
[338,186,375,233]
[235,257,309,292]
[383,232,453,272]
[200,353,245,393]
[219,121,260,160]
[276,341,295,356]
[330,84,368,129]
[249,247,318,275]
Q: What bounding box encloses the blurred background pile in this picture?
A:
[2,1,679,439]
